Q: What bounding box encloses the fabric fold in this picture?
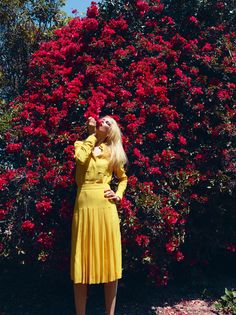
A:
[70,192,122,284]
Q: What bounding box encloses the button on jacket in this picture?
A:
[74,134,128,200]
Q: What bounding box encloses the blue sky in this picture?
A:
[62,0,102,17]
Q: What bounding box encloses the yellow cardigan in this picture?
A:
[74,134,128,200]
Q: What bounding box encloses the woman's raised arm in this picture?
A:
[74,134,97,164]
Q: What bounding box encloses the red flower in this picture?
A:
[179,218,186,225]
[167,122,179,131]
[160,206,179,225]
[189,16,199,24]
[83,18,99,32]
[190,193,198,199]
[135,234,150,247]
[34,127,48,136]
[165,242,175,253]
[149,167,162,175]
[174,250,184,261]
[143,181,154,190]
[87,2,99,18]
[147,133,157,140]
[36,232,54,249]
[152,3,164,14]
[190,86,204,95]
[149,104,159,113]
[175,68,183,78]
[193,103,205,111]
[216,1,225,9]
[133,148,142,159]
[128,175,138,186]
[202,43,212,52]
[35,196,52,216]
[136,1,149,12]
[217,89,231,100]
[0,209,8,220]
[21,220,35,231]
[225,244,236,252]
[161,16,175,25]
[164,132,174,140]
[178,135,187,145]
[6,143,22,153]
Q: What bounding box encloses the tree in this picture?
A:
[0,0,69,103]
[98,0,236,33]
[0,0,235,286]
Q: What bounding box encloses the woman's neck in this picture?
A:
[95,134,107,146]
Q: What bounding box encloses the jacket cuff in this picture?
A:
[85,133,97,145]
[115,191,124,200]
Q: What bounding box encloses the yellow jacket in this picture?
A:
[74,134,128,199]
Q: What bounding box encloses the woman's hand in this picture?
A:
[104,189,121,203]
[87,116,97,135]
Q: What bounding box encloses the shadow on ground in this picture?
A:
[0,260,236,315]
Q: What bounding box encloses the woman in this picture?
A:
[70,115,128,315]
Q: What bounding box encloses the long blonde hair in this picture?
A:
[102,115,128,172]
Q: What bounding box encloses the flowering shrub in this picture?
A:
[0,0,236,285]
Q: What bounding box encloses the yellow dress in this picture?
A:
[70,134,128,284]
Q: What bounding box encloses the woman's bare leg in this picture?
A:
[104,279,118,315]
[73,283,88,315]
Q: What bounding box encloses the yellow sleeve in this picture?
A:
[74,134,97,164]
[114,163,128,200]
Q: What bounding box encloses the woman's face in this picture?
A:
[97,116,112,135]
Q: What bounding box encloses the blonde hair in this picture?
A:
[102,115,128,172]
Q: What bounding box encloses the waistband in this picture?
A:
[78,183,111,190]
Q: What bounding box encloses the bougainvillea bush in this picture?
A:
[0,0,236,286]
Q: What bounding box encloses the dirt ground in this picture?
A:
[0,261,235,315]
[152,299,217,315]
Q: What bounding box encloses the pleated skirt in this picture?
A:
[70,183,122,284]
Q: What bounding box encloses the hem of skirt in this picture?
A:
[71,275,122,284]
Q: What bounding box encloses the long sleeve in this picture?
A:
[74,134,97,164]
[114,163,128,200]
